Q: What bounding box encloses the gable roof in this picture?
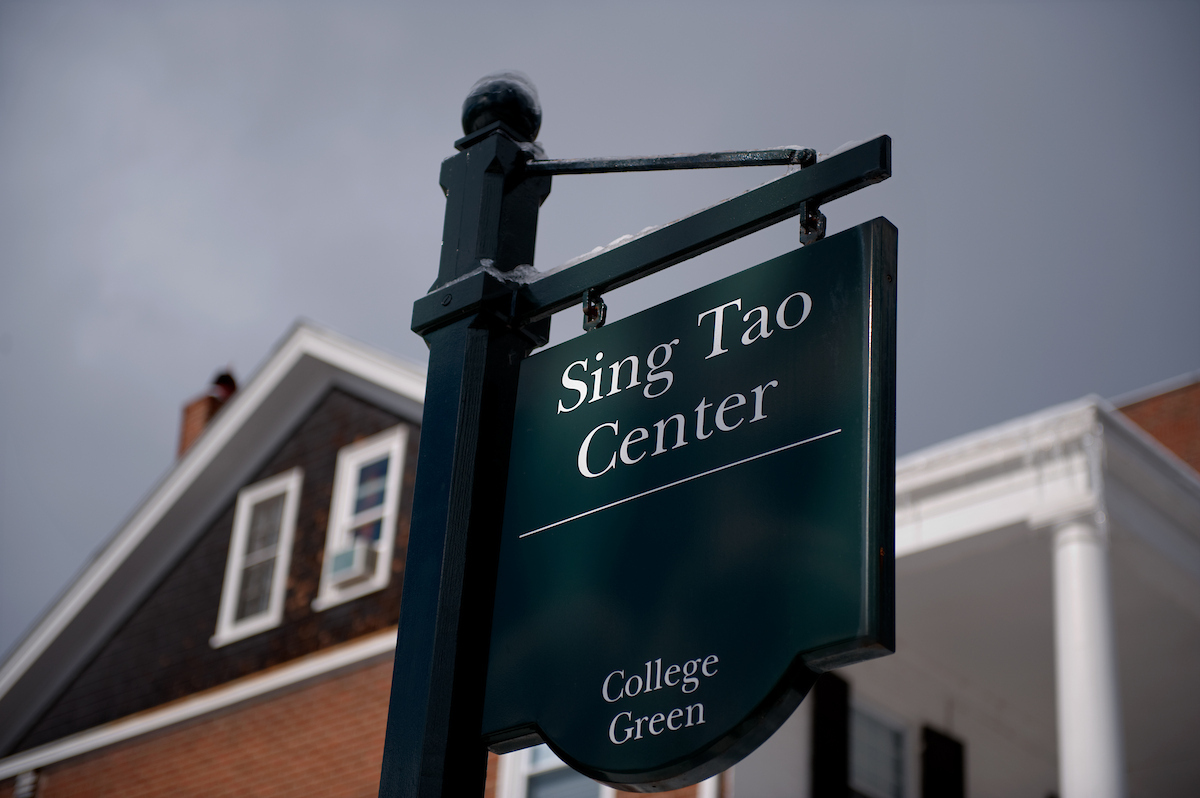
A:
[0,322,426,756]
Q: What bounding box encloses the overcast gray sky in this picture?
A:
[1,0,1197,659]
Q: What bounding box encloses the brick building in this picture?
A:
[0,322,1196,797]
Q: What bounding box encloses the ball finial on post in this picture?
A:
[462,71,542,142]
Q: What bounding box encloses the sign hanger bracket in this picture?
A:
[412,136,890,338]
[525,147,817,176]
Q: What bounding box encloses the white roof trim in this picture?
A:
[0,629,397,780]
[1108,369,1200,408]
[1096,397,1200,494]
[0,322,424,706]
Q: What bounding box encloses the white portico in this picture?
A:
[731,392,1200,798]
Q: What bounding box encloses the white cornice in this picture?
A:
[0,629,397,780]
[895,400,1101,557]
[894,394,1200,565]
[895,398,1098,489]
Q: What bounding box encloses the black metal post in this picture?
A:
[378,73,550,798]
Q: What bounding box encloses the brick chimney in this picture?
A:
[178,370,238,457]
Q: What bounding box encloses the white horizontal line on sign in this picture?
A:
[518,428,843,540]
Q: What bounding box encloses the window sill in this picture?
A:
[311,577,388,612]
[209,614,281,648]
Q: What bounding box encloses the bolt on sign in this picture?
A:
[482,218,897,791]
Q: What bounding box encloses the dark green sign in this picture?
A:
[482,218,897,790]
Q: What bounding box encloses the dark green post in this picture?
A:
[378,72,551,798]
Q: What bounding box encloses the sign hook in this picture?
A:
[799,201,826,246]
[582,288,607,331]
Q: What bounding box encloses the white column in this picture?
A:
[695,774,722,798]
[1053,515,1126,798]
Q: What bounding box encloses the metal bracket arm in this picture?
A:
[516,136,890,323]
[411,136,890,338]
[413,271,515,337]
[525,147,816,175]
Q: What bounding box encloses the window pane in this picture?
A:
[354,456,389,513]
[851,707,904,798]
[527,768,599,798]
[352,519,382,543]
[529,744,560,769]
[235,559,275,621]
[246,493,285,555]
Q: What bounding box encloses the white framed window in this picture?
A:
[211,468,303,648]
[497,745,614,798]
[312,425,407,611]
[850,704,907,798]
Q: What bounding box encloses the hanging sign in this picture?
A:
[482,218,897,791]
